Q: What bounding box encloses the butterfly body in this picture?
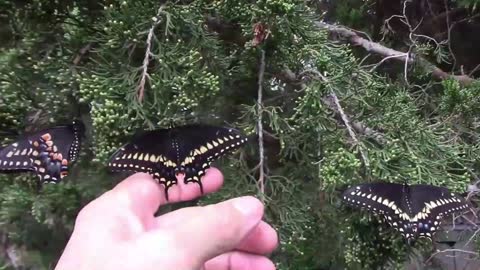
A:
[108,124,248,199]
[0,121,84,183]
[342,182,469,244]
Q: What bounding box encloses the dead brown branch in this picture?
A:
[315,21,476,86]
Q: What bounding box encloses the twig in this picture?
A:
[465,227,480,247]
[329,92,369,167]
[444,0,457,70]
[72,43,93,65]
[426,248,479,264]
[368,53,408,72]
[136,5,165,103]
[404,46,412,85]
[330,93,359,145]
[304,69,370,166]
[469,63,480,77]
[257,49,266,199]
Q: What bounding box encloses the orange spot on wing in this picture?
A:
[41,133,52,141]
[61,159,68,166]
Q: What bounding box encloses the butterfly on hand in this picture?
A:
[342,182,469,245]
[107,124,248,200]
[0,121,84,183]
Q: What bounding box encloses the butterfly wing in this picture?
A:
[342,182,413,237]
[408,185,469,240]
[107,124,248,200]
[107,129,181,194]
[0,122,83,183]
[0,139,35,172]
[29,122,84,183]
[175,124,248,191]
[343,182,470,244]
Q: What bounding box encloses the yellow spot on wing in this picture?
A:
[200,146,208,153]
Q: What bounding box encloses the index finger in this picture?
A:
[111,167,224,219]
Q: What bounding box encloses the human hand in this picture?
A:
[55,168,278,270]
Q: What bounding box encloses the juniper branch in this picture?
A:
[278,68,387,145]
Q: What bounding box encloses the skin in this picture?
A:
[55,167,278,270]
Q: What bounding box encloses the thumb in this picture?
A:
[167,196,264,267]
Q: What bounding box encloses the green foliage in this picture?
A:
[456,0,480,9]
[440,79,480,119]
[0,0,479,269]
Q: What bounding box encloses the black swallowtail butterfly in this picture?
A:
[342,182,469,244]
[0,121,84,183]
[107,124,248,199]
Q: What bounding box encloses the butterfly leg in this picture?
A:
[183,169,206,195]
[151,173,178,201]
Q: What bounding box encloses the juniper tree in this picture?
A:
[1,0,480,269]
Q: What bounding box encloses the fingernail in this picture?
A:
[233,196,262,217]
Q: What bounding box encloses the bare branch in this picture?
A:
[330,92,369,166]
[72,42,93,65]
[469,63,480,77]
[368,53,408,72]
[302,69,370,166]
[426,248,479,264]
[136,5,165,103]
[257,49,266,199]
[315,21,476,86]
